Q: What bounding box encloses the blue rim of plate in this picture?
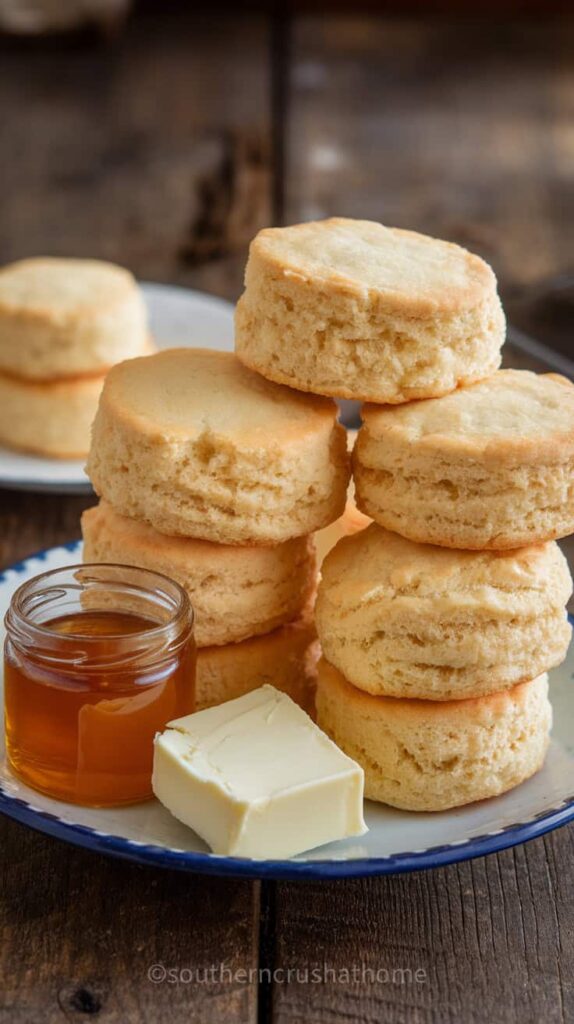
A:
[0,542,573,880]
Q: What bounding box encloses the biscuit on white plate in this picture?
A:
[0,257,148,380]
[235,218,504,403]
[87,348,350,545]
[196,618,319,713]
[354,370,574,549]
[82,500,317,648]
[316,659,551,812]
[0,369,105,458]
[316,524,571,700]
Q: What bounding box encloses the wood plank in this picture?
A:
[0,817,259,1024]
[285,17,574,293]
[0,9,272,301]
[0,490,91,569]
[270,826,574,1024]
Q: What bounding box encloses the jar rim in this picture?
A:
[5,563,194,667]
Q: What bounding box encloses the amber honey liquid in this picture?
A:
[4,610,195,806]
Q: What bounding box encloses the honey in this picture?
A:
[4,564,195,807]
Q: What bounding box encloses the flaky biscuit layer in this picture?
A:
[316,524,572,699]
[236,219,504,403]
[0,258,148,380]
[82,501,317,647]
[316,660,551,811]
[0,370,105,458]
[87,348,350,544]
[354,370,574,549]
[196,619,319,713]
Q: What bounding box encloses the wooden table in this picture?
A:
[0,10,573,1022]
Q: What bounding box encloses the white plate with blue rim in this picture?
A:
[1,543,573,879]
[0,283,235,495]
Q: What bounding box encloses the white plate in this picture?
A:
[1,544,573,879]
[0,283,235,494]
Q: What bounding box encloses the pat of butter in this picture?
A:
[152,684,367,859]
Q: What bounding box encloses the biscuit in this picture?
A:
[87,348,349,544]
[0,257,148,380]
[316,524,571,700]
[354,370,574,549]
[0,369,105,458]
[82,501,317,647]
[316,659,551,811]
[315,497,371,565]
[235,218,504,403]
[315,428,371,563]
[196,619,319,714]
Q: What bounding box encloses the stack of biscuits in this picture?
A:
[82,347,350,710]
[81,216,573,812]
[0,258,150,458]
[234,218,574,812]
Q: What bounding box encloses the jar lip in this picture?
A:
[6,562,194,645]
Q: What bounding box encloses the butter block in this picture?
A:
[152,684,367,859]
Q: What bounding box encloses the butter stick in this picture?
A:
[152,684,367,859]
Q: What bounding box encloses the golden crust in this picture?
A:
[360,370,574,466]
[237,348,501,405]
[0,257,136,316]
[315,524,572,699]
[353,514,574,553]
[316,659,551,811]
[235,219,504,405]
[319,523,571,606]
[250,219,496,316]
[354,369,574,549]
[82,501,318,647]
[318,656,546,723]
[99,348,339,444]
[0,369,104,458]
[314,498,371,565]
[196,618,319,713]
[0,257,148,381]
[87,348,350,544]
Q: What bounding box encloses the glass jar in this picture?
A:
[4,563,195,807]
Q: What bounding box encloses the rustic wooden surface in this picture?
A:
[286,17,574,293]
[0,8,573,1023]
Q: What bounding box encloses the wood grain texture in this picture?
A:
[0,9,272,302]
[0,817,260,1024]
[285,17,574,293]
[270,827,574,1023]
[0,489,91,568]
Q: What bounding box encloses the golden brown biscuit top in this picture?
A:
[0,257,138,315]
[361,370,574,460]
[250,218,496,313]
[320,523,572,608]
[101,348,338,442]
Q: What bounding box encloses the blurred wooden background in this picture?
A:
[1,6,573,307]
[0,6,573,1023]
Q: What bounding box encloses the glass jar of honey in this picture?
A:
[4,563,195,807]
